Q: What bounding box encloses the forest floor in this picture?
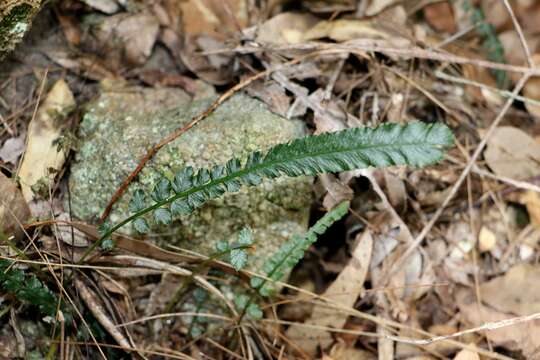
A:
[2,0,540,359]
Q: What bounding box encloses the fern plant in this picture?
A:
[79,120,453,262]
[0,259,69,320]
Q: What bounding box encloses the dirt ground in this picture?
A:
[2,0,540,359]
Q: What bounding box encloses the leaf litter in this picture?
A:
[3,0,540,359]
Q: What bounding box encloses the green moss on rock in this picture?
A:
[69,85,313,271]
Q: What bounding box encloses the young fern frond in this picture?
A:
[126,121,453,233]
[250,201,350,296]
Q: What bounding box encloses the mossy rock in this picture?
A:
[69,84,313,271]
[0,0,41,60]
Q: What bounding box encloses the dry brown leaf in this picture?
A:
[453,347,480,360]
[18,79,75,203]
[95,13,160,65]
[484,126,540,180]
[481,263,540,315]
[365,0,399,16]
[523,55,540,119]
[256,12,319,45]
[0,173,30,239]
[498,31,540,67]
[423,1,456,33]
[81,0,119,14]
[519,191,540,228]
[481,0,511,31]
[302,0,356,13]
[320,174,354,211]
[47,51,117,81]
[457,288,540,358]
[325,342,376,360]
[478,226,497,252]
[303,19,389,42]
[181,0,248,37]
[286,230,373,356]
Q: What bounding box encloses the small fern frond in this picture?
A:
[126,121,452,233]
[0,260,66,319]
[250,201,349,296]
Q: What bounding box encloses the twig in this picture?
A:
[100,58,305,220]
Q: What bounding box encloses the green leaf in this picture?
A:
[129,189,146,213]
[247,303,263,319]
[151,178,171,202]
[238,227,253,245]
[133,218,150,234]
[234,294,249,310]
[100,238,115,251]
[154,208,172,225]
[215,240,229,252]
[253,201,349,296]
[230,248,248,271]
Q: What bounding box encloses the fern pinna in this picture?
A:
[82,121,453,261]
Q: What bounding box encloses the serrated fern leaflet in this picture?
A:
[82,121,453,260]
[250,201,349,296]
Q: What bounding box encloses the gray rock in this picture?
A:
[0,1,41,60]
[69,84,313,271]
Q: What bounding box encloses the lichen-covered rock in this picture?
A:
[69,85,313,271]
[0,1,40,60]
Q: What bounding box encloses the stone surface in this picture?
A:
[0,1,41,60]
[69,84,313,271]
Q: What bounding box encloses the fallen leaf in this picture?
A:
[18,79,75,203]
[325,342,376,360]
[320,174,354,211]
[365,0,399,16]
[181,0,248,37]
[457,288,540,358]
[0,135,25,165]
[478,226,497,252]
[286,230,373,356]
[47,51,117,81]
[80,0,119,14]
[256,12,319,45]
[519,191,540,228]
[303,19,389,42]
[484,126,540,180]
[57,14,81,46]
[523,55,540,119]
[95,13,160,65]
[481,263,540,315]
[0,173,31,239]
[423,1,456,33]
[453,347,480,360]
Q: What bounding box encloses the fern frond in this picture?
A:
[250,201,349,296]
[126,121,453,233]
[0,260,65,318]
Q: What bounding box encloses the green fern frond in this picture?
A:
[127,121,453,233]
[0,260,65,319]
[250,201,349,296]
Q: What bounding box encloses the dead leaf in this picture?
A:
[519,191,540,228]
[95,13,160,65]
[81,0,119,14]
[181,0,248,37]
[320,174,354,211]
[286,230,373,356]
[484,126,540,180]
[481,263,540,315]
[478,226,497,252]
[18,79,75,203]
[303,19,390,42]
[453,347,480,360]
[365,0,399,16]
[0,135,25,165]
[256,12,319,45]
[423,1,456,33]
[0,173,30,239]
[523,55,540,119]
[47,51,117,81]
[457,288,540,358]
[325,342,376,360]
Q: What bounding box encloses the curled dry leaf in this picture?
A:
[80,0,119,14]
[365,0,400,16]
[286,230,373,356]
[18,79,75,203]
[0,173,30,240]
[484,126,540,180]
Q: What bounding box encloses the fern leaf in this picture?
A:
[126,122,452,231]
[251,201,349,296]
